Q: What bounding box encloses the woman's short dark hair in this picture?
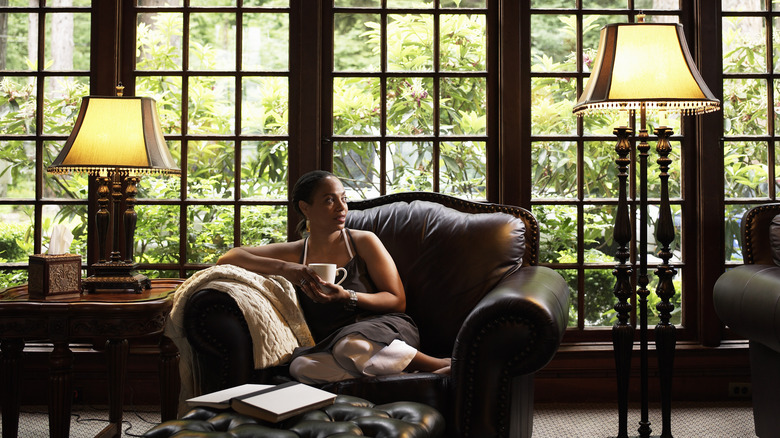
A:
[291,170,337,237]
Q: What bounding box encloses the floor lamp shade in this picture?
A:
[48,96,180,177]
[573,23,720,116]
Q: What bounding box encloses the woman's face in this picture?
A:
[299,176,348,232]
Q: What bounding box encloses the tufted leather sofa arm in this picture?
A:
[714,204,780,351]
[738,203,780,265]
[713,203,780,437]
[714,264,780,352]
[451,265,569,437]
[142,395,444,438]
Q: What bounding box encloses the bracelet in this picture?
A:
[345,289,358,311]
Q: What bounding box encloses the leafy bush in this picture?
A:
[0,222,29,262]
[0,7,757,328]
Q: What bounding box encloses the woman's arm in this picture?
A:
[219,242,350,304]
[217,243,306,285]
[341,230,406,313]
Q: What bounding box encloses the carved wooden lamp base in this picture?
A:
[82,262,151,294]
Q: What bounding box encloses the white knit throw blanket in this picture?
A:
[164,264,314,414]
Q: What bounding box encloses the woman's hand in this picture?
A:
[304,279,350,304]
[286,264,348,304]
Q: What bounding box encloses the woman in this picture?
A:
[217,170,450,384]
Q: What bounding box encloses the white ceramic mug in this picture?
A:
[309,263,347,285]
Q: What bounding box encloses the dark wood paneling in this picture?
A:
[17,342,750,406]
[535,342,751,403]
[19,343,167,406]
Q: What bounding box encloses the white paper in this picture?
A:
[186,383,273,408]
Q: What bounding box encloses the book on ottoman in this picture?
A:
[187,381,336,422]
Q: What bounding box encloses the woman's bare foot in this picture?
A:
[406,353,451,374]
[433,364,451,375]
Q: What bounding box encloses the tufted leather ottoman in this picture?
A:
[142,395,444,438]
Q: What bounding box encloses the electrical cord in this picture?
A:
[16,384,162,437]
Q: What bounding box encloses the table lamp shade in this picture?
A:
[48,96,180,176]
[573,23,720,115]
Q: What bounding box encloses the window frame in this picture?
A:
[0,1,93,275]
[320,1,499,200]
[0,0,740,349]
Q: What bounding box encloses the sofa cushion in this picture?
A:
[346,200,525,356]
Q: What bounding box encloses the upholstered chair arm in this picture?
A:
[714,264,780,352]
[740,203,780,265]
[450,265,569,438]
[183,288,258,394]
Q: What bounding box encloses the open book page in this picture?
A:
[230,382,337,422]
[186,383,273,409]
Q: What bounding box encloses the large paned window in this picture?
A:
[0,1,753,350]
[326,0,491,200]
[0,1,91,286]
[722,0,780,266]
[529,1,689,338]
[131,0,291,277]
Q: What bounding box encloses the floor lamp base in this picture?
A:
[82,262,151,294]
[609,435,667,438]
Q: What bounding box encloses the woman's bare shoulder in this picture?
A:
[347,228,379,241]
[347,229,385,252]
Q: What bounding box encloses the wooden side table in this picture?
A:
[0,278,183,438]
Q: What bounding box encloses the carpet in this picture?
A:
[533,401,756,438]
[0,401,756,437]
[0,405,161,438]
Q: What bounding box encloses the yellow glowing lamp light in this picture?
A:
[573,22,720,116]
[48,96,180,177]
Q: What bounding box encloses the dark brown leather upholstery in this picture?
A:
[714,203,780,438]
[183,192,570,438]
[143,395,445,437]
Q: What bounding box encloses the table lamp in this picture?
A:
[572,17,719,438]
[47,92,180,293]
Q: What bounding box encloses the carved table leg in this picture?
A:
[49,341,73,438]
[159,335,180,421]
[1,339,24,438]
[107,338,129,435]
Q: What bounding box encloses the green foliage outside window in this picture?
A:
[0,7,767,328]
[722,14,780,262]
[0,77,89,288]
[135,13,290,266]
[333,12,487,199]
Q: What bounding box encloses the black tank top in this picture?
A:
[297,229,379,342]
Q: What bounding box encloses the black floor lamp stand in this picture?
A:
[611,108,677,438]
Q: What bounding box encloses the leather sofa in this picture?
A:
[713,203,780,437]
[182,192,570,438]
[143,395,444,438]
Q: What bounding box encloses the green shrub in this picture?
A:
[0,222,30,262]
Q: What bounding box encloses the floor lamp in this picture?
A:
[47,94,180,293]
[572,18,720,438]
